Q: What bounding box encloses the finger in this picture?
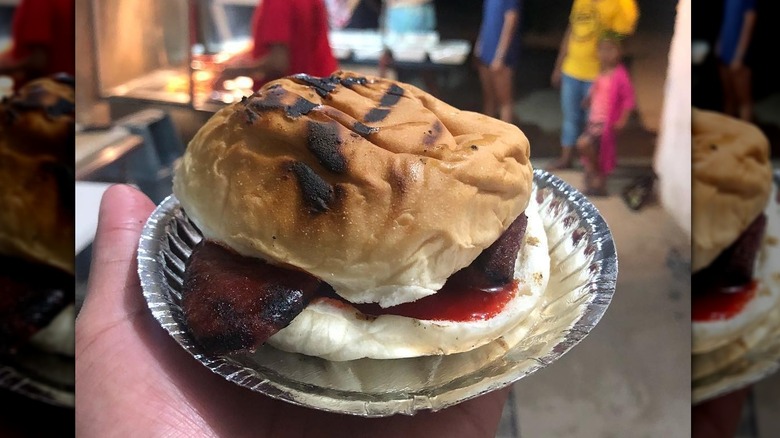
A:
[78,185,156,330]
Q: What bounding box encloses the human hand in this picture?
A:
[76,185,512,437]
[692,388,749,438]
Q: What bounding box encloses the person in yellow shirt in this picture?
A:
[549,0,638,170]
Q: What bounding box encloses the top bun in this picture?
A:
[692,108,772,272]
[174,71,532,307]
[0,75,75,272]
[0,75,75,164]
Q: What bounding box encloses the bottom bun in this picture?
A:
[268,197,550,361]
[693,307,779,381]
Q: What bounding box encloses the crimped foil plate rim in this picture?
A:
[138,169,617,416]
[692,170,780,404]
[0,362,74,408]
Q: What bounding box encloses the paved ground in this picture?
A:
[493,163,690,438]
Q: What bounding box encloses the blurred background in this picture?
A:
[693,0,780,154]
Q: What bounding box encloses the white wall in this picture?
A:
[654,0,691,238]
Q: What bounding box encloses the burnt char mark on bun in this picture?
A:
[284,98,318,118]
[379,84,405,107]
[363,83,405,123]
[353,121,378,137]
[423,120,443,147]
[51,73,75,87]
[307,120,347,173]
[339,75,368,88]
[244,107,258,124]
[290,73,338,98]
[46,98,76,118]
[289,73,369,96]
[8,84,75,119]
[246,86,318,119]
[289,161,335,213]
[364,108,390,123]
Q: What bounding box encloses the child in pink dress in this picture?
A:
[576,33,635,196]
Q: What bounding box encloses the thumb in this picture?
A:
[77,184,156,332]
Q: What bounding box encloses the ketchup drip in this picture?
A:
[326,269,518,322]
[692,281,757,322]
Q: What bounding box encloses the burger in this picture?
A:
[0,74,75,356]
[173,71,550,361]
[692,108,777,378]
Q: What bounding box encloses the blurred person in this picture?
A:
[75,185,513,438]
[716,0,756,121]
[382,0,435,34]
[474,0,521,124]
[549,0,638,170]
[378,0,438,95]
[0,0,75,90]
[575,32,635,196]
[326,0,381,29]
[215,0,338,91]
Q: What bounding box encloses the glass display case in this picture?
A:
[92,0,256,113]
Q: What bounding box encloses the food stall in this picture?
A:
[89,0,240,140]
[89,0,472,142]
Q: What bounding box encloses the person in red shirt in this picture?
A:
[0,0,75,89]
[216,0,338,90]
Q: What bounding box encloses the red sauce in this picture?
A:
[348,274,519,322]
[692,281,757,322]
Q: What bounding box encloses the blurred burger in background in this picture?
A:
[0,74,74,357]
[692,108,777,379]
